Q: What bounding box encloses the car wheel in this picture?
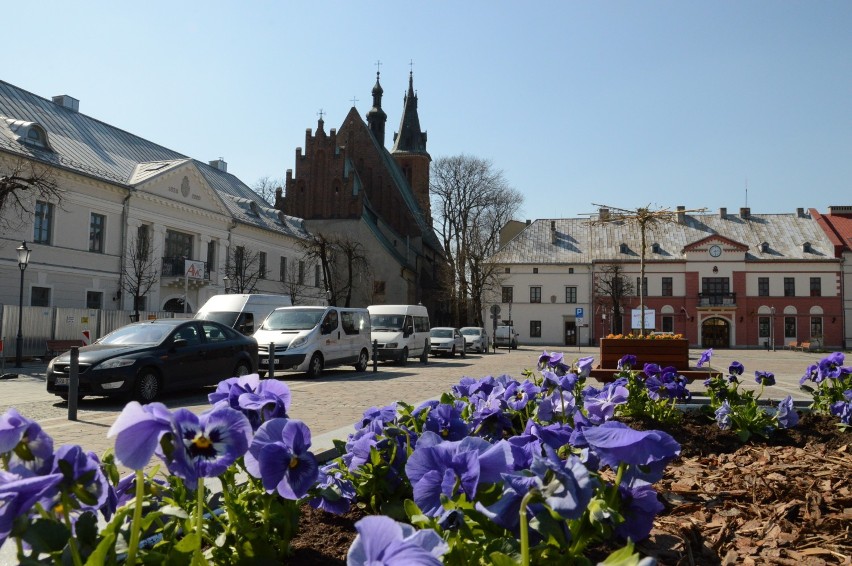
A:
[134,369,160,403]
[460,346,466,358]
[450,345,456,358]
[512,341,518,350]
[306,353,324,378]
[398,347,409,366]
[233,360,252,377]
[355,349,369,372]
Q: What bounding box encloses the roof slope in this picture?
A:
[492,211,836,264]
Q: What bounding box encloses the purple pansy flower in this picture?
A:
[614,483,665,541]
[697,348,713,368]
[582,422,681,485]
[618,354,637,370]
[0,470,63,546]
[728,361,744,376]
[575,356,595,378]
[829,390,852,425]
[48,445,110,512]
[584,383,628,425]
[405,431,514,516]
[107,401,174,470]
[423,402,469,441]
[642,363,661,378]
[715,400,732,430]
[245,418,318,499]
[347,515,448,566]
[776,395,799,429]
[166,407,252,489]
[755,371,776,386]
[310,463,355,515]
[503,380,540,411]
[209,374,291,430]
[0,408,54,476]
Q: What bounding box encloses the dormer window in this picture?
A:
[619,243,628,254]
[802,242,811,253]
[4,118,52,150]
[759,242,769,253]
[27,127,46,147]
[651,242,661,254]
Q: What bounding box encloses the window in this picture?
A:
[504,267,510,274]
[758,277,769,297]
[758,317,770,338]
[165,230,193,258]
[34,201,53,244]
[86,291,103,309]
[784,277,795,297]
[565,286,577,303]
[31,286,51,307]
[810,316,823,338]
[636,277,648,296]
[533,267,539,274]
[298,261,305,285]
[530,320,542,338]
[530,286,542,303]
[258,252,267,279]
[26,126,47,147]
[207,241,216,272]
[502,286,513,303]
[568,267,574,274]
[662,316,673,333]
[89,213,105,253]
[136,225,151,259]
[279,257,288,282]
[810,277,821,297]
[661,277,673,297]
[314,265,321,287]
[784,316,796,338]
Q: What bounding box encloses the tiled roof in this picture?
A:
[492,211,837,264]
[0,80,285,236]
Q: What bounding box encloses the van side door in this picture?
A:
[319,308,342,363]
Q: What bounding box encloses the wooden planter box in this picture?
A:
[599,338,690,371]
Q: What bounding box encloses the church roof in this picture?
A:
[492,210,836,264]
[391,71,428,155]
[0,79,290,236]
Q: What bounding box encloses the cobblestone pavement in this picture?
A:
[0,345,835,465]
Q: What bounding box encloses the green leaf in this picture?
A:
[597,541,647,566]
[174,533,200,553]
[488,551,521,566]
[22,518,71,554]
[84,532,116,566]
[74,511,99,547]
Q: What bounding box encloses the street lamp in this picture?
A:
[15,242,31,368]
[223,276,230,294]
[770,306,776,352]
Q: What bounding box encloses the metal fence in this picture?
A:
[0,304,175,361]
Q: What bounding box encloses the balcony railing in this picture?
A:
[161,257,210,280]
[698,292,736,307]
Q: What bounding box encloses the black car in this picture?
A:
[46,319,258,402]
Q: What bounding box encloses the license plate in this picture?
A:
[55,377,69,386]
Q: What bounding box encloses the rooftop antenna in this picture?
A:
[745,178,748,208]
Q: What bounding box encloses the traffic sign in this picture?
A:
[575,307,584,318]
[490,304,501,316]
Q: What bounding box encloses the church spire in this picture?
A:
[366,66,387,145]
[392,70,427,154]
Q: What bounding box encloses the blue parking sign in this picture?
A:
[575,307,584,318]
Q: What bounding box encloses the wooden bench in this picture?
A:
[797,342,811,352]
[784,341,799,350]
[45,340,85,360]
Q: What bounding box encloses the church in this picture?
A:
[277,71,446,315]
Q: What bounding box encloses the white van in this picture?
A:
[367,304,431,364]
[253,306,371,378]
[195,294,292,335]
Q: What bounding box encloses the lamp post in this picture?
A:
[15,242,31,368]
[223,276,230,294]
[770,306,776,352]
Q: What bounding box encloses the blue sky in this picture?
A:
[6,1,851,220]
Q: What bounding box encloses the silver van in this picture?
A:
[253,306,371,378]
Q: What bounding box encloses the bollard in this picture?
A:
[268,343,275,379]
[372,339,378,372]
[68,347,79,421]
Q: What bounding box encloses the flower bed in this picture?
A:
[1,350,849,564]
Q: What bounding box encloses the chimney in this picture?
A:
[719,207,727,218]
[828,205,852,217]
[796,207,804,217]
[676,205,686,224]
[526,219,531,225]
[208,158,227,172]
[599,207,610,221]
[740,207,750,219]
[52,95,79,112]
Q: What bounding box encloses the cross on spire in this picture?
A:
[350,96,359,106]
[317,109,324,120]
[409,59,414,73]
[375,59,382,74]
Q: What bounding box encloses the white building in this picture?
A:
[0,80,321,317]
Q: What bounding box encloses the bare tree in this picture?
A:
[0,159,62,233]
[252,176,285,206]
[431,155,523,327]
[299,232,371,307]
[280,259,313,305]
[225,245,264,294]
[595,264,634,335]
[120,229,160,320]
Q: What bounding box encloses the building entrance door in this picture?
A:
[564,321,577,346]
[701,317,730,348]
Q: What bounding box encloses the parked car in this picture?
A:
[368,304,431,364]
[459,326,489,353]
[46,319,258,402]
[254,306,371,378]
[495,325,519,349]
[429,327,466,357]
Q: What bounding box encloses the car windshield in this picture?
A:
[430,329,453,338]
[99,323,172,345]
[460,328,481,336]
[261,309,323,331]
[370,314,405,331]
[196,311,239,327]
